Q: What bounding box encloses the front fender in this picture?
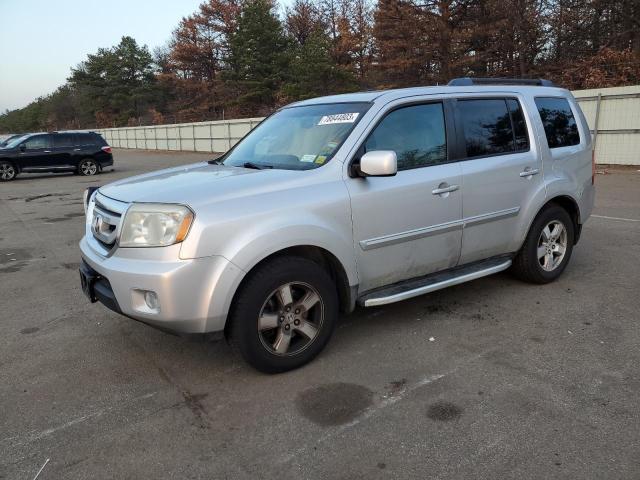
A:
[225,219,358,286]
[202,220,358,332]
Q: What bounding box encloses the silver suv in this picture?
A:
[79,78,595,373]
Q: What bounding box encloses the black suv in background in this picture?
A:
[0,131,113,181]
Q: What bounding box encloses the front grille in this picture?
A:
[91,193,128,251]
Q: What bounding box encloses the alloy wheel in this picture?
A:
[81,161,97,175]
[537,220,568,272]
[257,281,324,356]
[1,163,15,180]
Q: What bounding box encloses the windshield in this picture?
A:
[223,102,371,170]
[3,135,29,149]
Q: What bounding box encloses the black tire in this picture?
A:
[0,160,17,181]
[227,256,339,373]
[511,204,575,284]
[78,158,98,176]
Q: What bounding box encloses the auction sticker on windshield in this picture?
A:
[318,113,360,125]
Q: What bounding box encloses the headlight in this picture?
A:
[83,186,99,215]
[119,203,194,247]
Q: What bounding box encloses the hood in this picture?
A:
[99,162,303,208]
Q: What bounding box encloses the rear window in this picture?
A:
[458,98,529,158]
[534,97,580,148]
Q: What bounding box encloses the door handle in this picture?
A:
[74,148,81,151]
[519,168,540,178]
[44,150,52,153]
[432,184,459,195]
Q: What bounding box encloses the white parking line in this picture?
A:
[2,392,157,449]
[592,214,640,223]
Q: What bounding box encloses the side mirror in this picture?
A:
[19,144,26,152]
[358,150,397,177]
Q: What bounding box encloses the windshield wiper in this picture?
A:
[242,162,272,170]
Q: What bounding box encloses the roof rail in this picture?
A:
[448,77,557,87]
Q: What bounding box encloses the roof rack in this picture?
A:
[448,77,557,87]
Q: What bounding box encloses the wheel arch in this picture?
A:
[227,245,356,325]
[524,194,582,248]
[549,195,581,243]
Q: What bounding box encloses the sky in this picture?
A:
[0,0,214,112]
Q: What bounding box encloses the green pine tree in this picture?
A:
[281,31,356,101]
[225,0,291,112]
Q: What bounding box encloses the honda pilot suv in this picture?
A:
[0,131,112,181]
[79,78,595,373]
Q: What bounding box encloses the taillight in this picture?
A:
[591,150,596,185]
[101,146,112,154]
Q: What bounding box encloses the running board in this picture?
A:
[359,257,512,307]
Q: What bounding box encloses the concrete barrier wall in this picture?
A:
[95,117,264,154]
[93,86,640,165]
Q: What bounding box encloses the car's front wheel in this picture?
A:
[0,161,17,181]
[227,256,339,373]
[78,158,99,176]
[512,204,575,284]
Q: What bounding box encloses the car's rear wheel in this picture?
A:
[78,159,98,176]
[0,161,17,181]
[511,204,575,284]
[227,256,339,373]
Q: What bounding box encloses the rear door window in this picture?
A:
[458,99,521,158]
[53,134,75,148]
[364,103,447,170]
[507,99,529,151]
[534,97,580,148]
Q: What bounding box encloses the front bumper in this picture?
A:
[79,235,245,334]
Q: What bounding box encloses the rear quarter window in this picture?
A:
[73,133,105,146]
[92,133,108,146]
[534,97,580,148]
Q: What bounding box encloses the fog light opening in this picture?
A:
[144,291,159,311]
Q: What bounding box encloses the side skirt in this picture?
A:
[358,255,513,307]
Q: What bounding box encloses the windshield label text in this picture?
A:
[318,113,360,125]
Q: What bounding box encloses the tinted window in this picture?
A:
[507,99,529,151]
[77,133,96,146]
[458,99,514,157]
[23,135,50,150]
[53,134,76,148]
[364,103,447,170]
[93,133,108,146]
[534,97,580,148]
